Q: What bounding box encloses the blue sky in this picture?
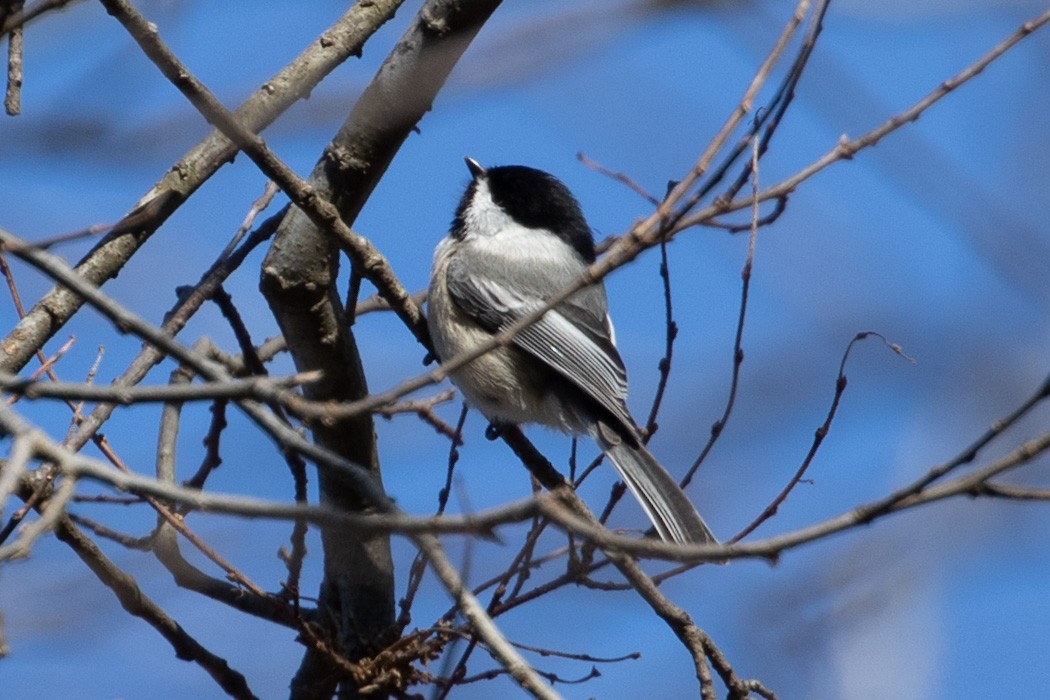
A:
[2,1,1049,698]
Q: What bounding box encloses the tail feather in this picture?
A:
[592,425,716,545]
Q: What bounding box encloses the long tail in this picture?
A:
[592,424,717,545]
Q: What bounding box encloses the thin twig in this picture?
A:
[220,180,279,261]
[681,134,760,489]
[374,389,461,442]
[731,332,914,542]
[972,483,1050,501]
[577,152,659,205]
[182,397,227,490]
[66,512,153,550]
[0,370,319,404]
[398,401,471,633]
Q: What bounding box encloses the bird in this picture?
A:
[426,157,716,545]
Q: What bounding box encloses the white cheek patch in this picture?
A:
[465,179,515,236]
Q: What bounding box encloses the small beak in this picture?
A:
[464,157,486,179]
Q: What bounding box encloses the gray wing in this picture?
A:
[445,254,635,433]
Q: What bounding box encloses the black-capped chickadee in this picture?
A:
[427,158,716,545]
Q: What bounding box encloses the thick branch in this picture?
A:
[253,0,501,693]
